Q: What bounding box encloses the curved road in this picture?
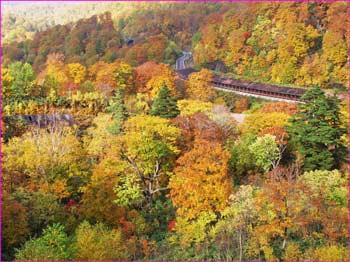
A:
[176,51,192,70]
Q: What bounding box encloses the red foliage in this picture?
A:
[168,219,176,232]
[119,216,136,236]
[243,31,252,41]
[65,199,77,212]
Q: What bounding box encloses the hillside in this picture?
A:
[3,2,348,90]
[2,2,349,261]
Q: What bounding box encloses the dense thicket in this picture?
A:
[2,2,349,261]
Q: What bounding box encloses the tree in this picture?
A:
[3,126,86,202]
[168,211,217,252]
[150,85,179,119]
[169,139,231,220]
[84,115,115,157]
[2,195,30,259]
[211,185,257,260]
[303,245,348,261]
[187,69,215,101]
[211,104,238,141]
[298,170,348,242]
[172,113,226,151]
[74,221,129,260]
[92,61,134,95]
[67,63,86,84]
[147,75,176,99]
[112,115,181,205]
[177,99,213,116]
[258,102,298,116]
[228,134,257,183]
[2,66,14,99]
[134,62,175,93]
[247,169,303,260]
[80,156,126,227]
[39,53,69,96]
[242,112,290,135]
[249,134,283,173]
[234,98,249,113]
[7,62,36,100]
[15,223,73,260]
[287,86,346,171]
[107,89,128,134]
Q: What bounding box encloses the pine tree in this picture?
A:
[287,86,346,171]
[107,89,127,134]
[150,84,179,118]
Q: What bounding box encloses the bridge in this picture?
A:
[176,68,306,103]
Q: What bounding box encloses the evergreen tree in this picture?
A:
[287,86,346,171]
[150,84,179,118]
[107,89,127,134]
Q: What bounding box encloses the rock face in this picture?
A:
[203,61,228,73]
[18,114,74,127]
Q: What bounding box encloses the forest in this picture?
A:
[2,2,349,261]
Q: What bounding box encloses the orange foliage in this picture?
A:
[169,139,231,220]
[258,101,298,115]
[259,126,289,145]
[172,113,225,151]
[234,97,249,113]
[135,61,175,93]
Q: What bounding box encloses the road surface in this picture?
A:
[176,52,192,70]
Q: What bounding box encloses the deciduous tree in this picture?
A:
[187,69,215,101]
[169,139,231,220]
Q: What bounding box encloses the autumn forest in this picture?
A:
[1,2,349,261]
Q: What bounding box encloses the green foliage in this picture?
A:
[107,89,128,134]
[113,174,144,206]
[2,116,28,143]
[249,134,279,173]
[6,62,36,100]
[150,85,179,119]
[15,223,73,260]
[300,169,347,206]
[210,185,257,260]
[287,86,346,171]
[112,115,181,205]
[228,135,257,183]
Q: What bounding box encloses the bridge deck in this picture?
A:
[177,68,307,102]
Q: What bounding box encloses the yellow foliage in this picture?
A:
[124,115,181,154]
[170,211,217,249]
[84,113,117,158]
[241,112,290,135]
[3,127,82,184]
[67,63,86,84]
[304,245,349,261]
[187,69,215,101]
[146,75,175,98]
[74,221,129,260]
[177,99,214,116]
[283,242,302,261]
[323,30,347,65]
